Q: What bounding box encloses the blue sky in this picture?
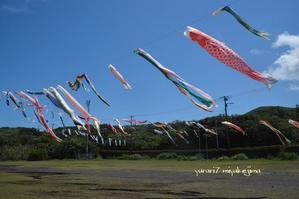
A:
[0,0,298,128]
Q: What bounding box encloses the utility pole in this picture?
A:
[129,115,134,126]
[223,96,230,117]
[86,131,89,159]
[220,96,233,148]
[86,100,91,113]
[215,132,219,150]
[191,123,201,156]
[85,100,91,159]
[205,134,209,160]
[198,131,201,156]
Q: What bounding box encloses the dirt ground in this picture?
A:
[0,160,298,199]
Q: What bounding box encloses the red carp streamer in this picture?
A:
[18,91,62,142]
[108,124,118,135]
[260,120,291,145]
[177,132,190,144]
[57,85,104,144]
[184,26,277,88]
[221,121,246,135]
[289,119,299,129]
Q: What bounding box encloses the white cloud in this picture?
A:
[289,84,299,91]
[1,4,29,13]
[1,0,47,14]
[264,32,299,81]
[272,32,299,49]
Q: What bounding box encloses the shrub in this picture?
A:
[177,155,199,161]
[116,154,149,160]
[196,154,204,160]
[266,155,275,160]
[157,153,178,160]
[231,153,248,160]
[217,156,230,161]
[95,155,103,160]
[27,149,48,161]
[48,138,93,159]
[278,152,298,160]
[0,145,32,160]
[177,155,188,161]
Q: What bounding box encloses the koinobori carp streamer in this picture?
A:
[260,120,291,145]
[195,122,217,135]
[113,118,130,136]
[67,74,110,107]
[221,121,246,135]
[177,132,190,144]
[3,91,27,119]
[288,119,299,129]
[212,6,270,40]
[108,64,132,90]
[150,122,176,145]
[184,26,277,88]
[134,48,217,112]
[57,85,104,144]
[122,118,147,125]
[17,91,62,142]
[48,87,86,129]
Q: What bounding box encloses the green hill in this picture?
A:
[0,106,298,160]
[245,106,298,119]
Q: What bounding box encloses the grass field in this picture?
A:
[0,159,298,199]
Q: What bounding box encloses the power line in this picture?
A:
[141,0,241,48]
[131,85,273,119]
[100,82,281,123]
[94,0,277,122]
[112,0,241,64]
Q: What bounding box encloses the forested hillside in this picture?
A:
[1,106,298,160]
